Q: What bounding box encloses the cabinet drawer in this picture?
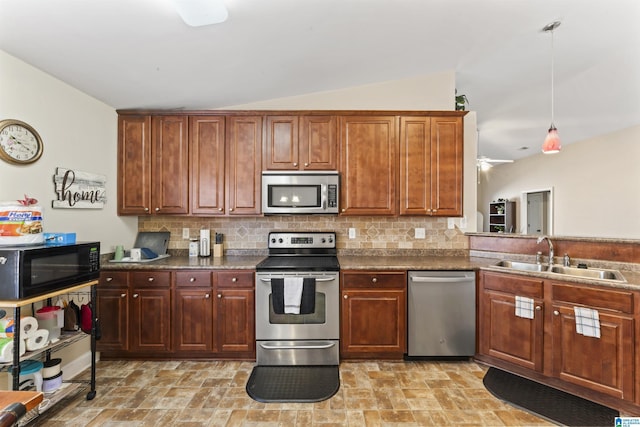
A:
[217,271,254,288]
[341,271,406,289]
[175,271,212,287]
[130,271,171,287]
[481,271,543,298]
[551,282,634,314]
[100,271,128,287]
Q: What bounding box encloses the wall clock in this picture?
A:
[0,119,44,165]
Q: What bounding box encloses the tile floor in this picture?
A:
[30,359,554,426]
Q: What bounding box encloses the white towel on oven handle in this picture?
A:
[284,277,304,314]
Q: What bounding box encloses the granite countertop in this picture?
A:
[100,253,640,290]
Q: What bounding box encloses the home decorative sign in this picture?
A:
[52,167,106,209]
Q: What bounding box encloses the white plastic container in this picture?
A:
[35,306,63,342]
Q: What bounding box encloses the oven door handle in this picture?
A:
[259,342,336,350]
[259,276,335,282]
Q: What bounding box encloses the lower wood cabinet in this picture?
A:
[340,270,406,359]
[477,270,638,411]
[98,269,255,359]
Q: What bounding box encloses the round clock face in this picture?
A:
[0,119,44,165]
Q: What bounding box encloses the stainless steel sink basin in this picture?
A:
[493,260,545,272]
[493,260,626,282]
[550,265,626,281]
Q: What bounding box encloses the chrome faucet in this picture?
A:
[536,235,554,268]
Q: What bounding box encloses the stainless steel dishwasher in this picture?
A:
[407,271,476,357]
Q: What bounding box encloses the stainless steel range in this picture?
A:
[255,231,340,366]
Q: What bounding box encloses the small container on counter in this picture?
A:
[189,239,199,257]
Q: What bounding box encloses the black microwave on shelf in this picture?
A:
[0,242,100,300]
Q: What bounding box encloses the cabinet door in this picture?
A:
[96,288,129,352]
[226,116,262,215]
[478,272,545,372]
[117,115,151,215]
[341,289,406,357]
[190,116,226,215]
[264,115,299,170]
[151,116,189,214]
[174,289,213,352]
[551,303,634,400]
[129,289,172,353]
[215,289,255,354]
[339,116,397,215]
[430,116,463,216]
[299,115,337,170]
[399,116,432,215]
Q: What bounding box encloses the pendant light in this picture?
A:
[542,21,561,154]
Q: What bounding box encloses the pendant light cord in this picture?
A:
[550,28,555,126]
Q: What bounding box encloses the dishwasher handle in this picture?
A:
[410,275,474,283]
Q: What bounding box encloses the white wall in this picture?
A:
[0,50,137,253]
[478,125,640,239]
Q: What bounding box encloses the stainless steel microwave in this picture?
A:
[262,171,339,215]
[0,242,100,300]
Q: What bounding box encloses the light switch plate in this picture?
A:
[348,228,356,239]
[182,228,190,239]
[415,228,425,239]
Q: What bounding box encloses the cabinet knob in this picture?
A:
[147,277,154,282]
[427,209,432,212]
[133,293,139,298]
[371,277,377,283]
[217,294,222,298]
[230,208,234,212]
[343,295,348,299]
[304,163,309,167]
[155,207,160,212]
[232,277,237,282]
[190,277,196,282]
[205,293,210,299]
[120,293,126,298]
[106,277,113,282]
[293,162,298,167]
[144,207,149,212]
[553,310,560,316]
[341,208,345,212]
[535,306,542,311]
[218,207,223,211]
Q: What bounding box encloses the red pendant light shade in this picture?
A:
[542,125,561,154]
[542,21,562,154]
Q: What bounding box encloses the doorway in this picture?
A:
[521,188,553,235]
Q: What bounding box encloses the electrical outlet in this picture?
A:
[415,228,425,239]
[182,228,190,239]
[348,228,356,239]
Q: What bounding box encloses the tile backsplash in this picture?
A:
[139,216,468,254]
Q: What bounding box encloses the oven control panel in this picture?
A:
[268,232,336,249]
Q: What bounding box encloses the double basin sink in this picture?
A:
[493,260,626,282]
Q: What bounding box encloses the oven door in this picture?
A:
[255,271,339,365]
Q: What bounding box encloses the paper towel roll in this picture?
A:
[0,317,39,338]
[25,329,49,351]
[0,338,26,363]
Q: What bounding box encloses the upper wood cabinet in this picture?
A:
[117,115,152,215]
[226,116,262,215]
[399,116,463,216]
[339,116,398,215]
[190,116,226,215]
[263,115,337,170]
[117,115,189,215]
[151,116,190,215]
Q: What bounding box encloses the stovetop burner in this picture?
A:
[256,231,339,272]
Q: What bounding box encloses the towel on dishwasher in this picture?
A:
[271,278,316,315]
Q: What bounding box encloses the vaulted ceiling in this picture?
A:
[1,0,638,160]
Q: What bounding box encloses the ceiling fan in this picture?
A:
[476,129,514,171]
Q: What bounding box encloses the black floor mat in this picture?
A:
[246,365,340,403]
[483,367,619,426]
